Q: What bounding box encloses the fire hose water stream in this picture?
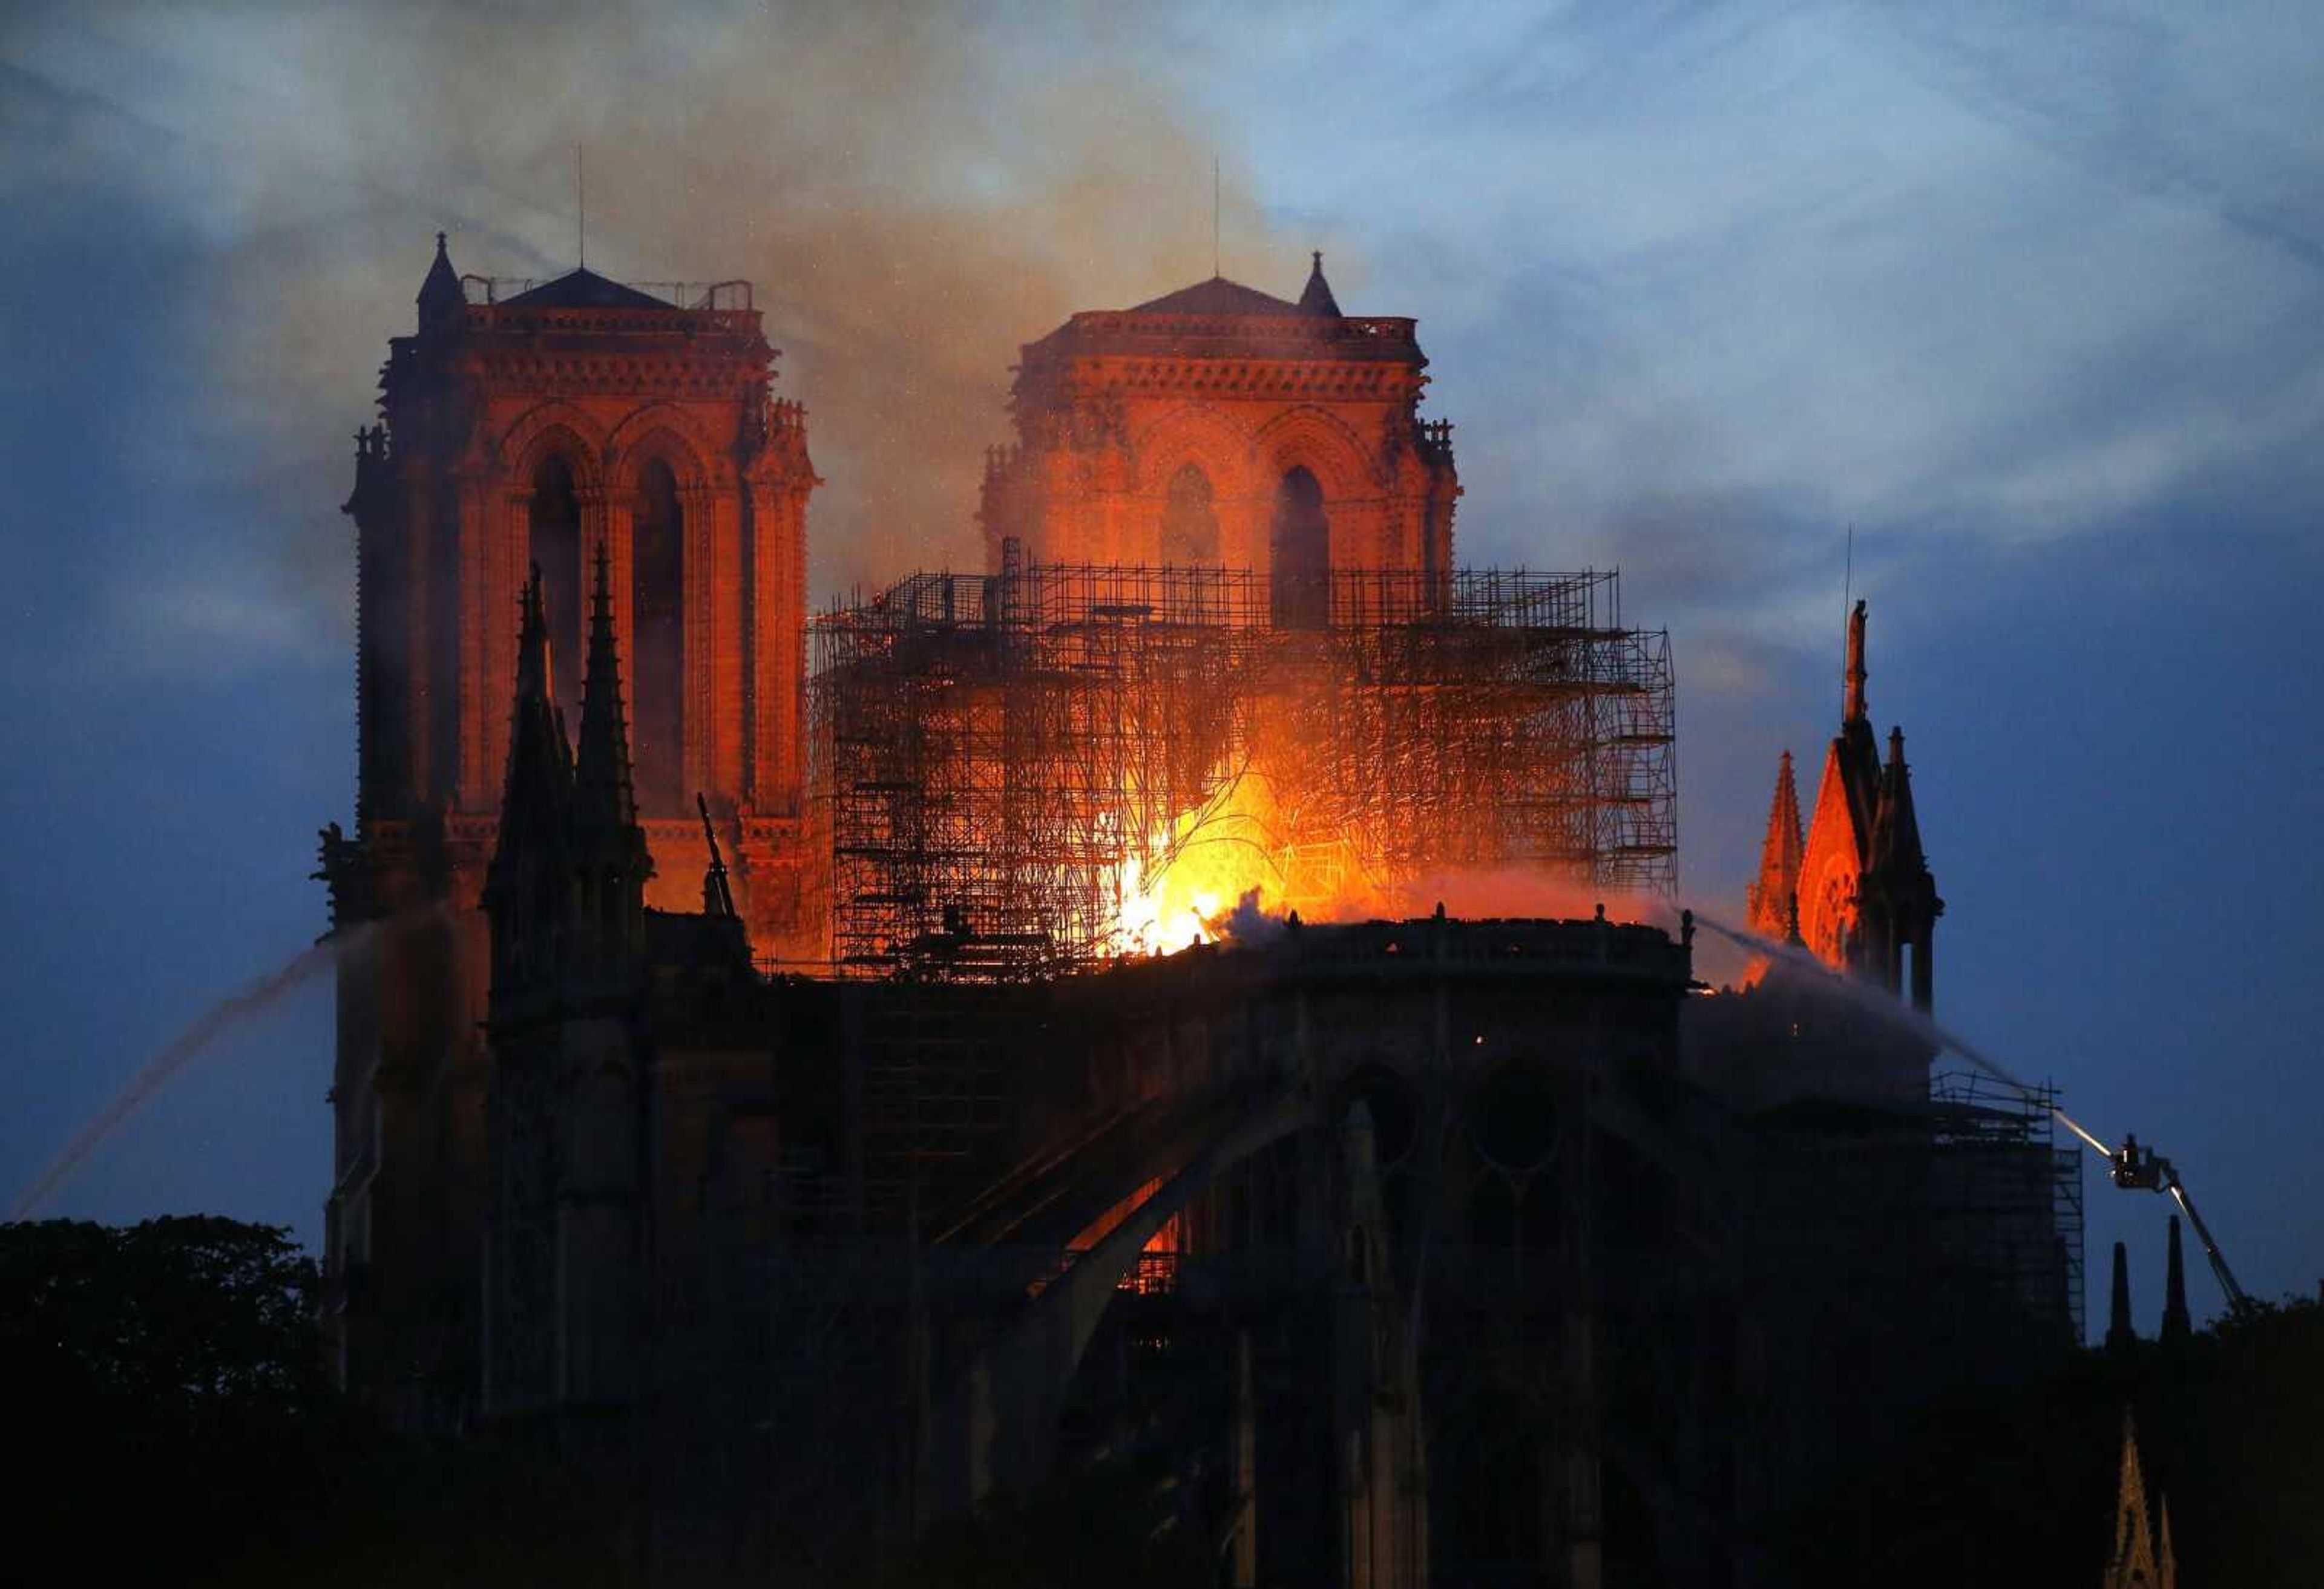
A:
[1689,911,2115,1162]
[6,912,419,1223]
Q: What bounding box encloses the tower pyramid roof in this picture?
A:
[417,231,465,329]
[502,268,674,310]
[1297,251,1343,316]
[1129,275,1305,316]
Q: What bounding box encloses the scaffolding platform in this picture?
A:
[809,559,1676,981]
[1930,1068,2087,1345]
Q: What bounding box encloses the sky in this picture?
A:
[2,1,2320,1335]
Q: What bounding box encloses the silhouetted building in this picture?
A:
[322,243,2076,1588]
[320,238,815,1415]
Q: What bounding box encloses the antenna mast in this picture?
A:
[1842,523,1854,643]
[1212,156,1221,278]
[577,144,586,270]
[1840,520,1859,669]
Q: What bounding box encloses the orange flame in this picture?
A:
[1106,759,1656,952]
[1108,762,1396,952]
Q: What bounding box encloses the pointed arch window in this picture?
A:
[1160,462,1220,565]
[632,457,686,816]
[527,456,583,728]
[1270,465,1329,628]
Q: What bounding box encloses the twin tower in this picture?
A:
[318,238,1463,1403]
[322,241,816,1401]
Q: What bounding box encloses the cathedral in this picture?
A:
[318,238,2071,1588]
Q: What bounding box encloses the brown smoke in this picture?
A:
[149,1,1308,603]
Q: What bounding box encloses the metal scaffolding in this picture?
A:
[1930,1069,2087,1346]
[809,557,1676,980]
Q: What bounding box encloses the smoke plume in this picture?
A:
[22,2,1302,618]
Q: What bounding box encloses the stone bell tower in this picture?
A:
[320,234,816,1417]
[978,252,1459,620]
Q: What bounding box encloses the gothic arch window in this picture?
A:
[1270,465,1330,628]
[1159,462,1220,566]
[632,457,685,816]
[528,454,583,728]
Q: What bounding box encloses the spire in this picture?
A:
[2106,1410,2162,1589]
[570,540,654,968]
[1843,598,1868,724]
[2159,1497,2178,1589]
[505,563,567,790]
[1298,249,1342,316]
[1871,727,1926,876]
[2107,1240,2137,1353]
[1747,750,1805,939]
[2161,1213,2194,1348]
[514,559,554,709]
[574,540,637,831]
[484,566,578,997]
[417,231,464,332]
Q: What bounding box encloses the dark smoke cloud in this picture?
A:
[8,1,1302,640]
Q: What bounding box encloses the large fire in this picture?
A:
[1105,760,1652,955]
[1108,764,1394,954]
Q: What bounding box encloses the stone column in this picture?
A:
[400,470,437,807]
[451,468,499,813]
[576,482,612,640]
[746,477,804,813]
[479,485,530,813]
[698,482,745,799]
[603,485,636,670]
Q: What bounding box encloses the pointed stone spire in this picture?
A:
[514,560,551,702]
[1871,727,1926,876]
[2107,1240,2137,1354]
[2106,1410,2162,1589]
[505,563,569,791]
[2159,1496,2178,1589]
[1747,750,1805,940]
[2161,1213,2194,1349]
[484,566,578,997]
[570,540,654,969]
[417,231,464,332]
[574,540,637,831]
[1298,250,1343,316]
[1843,597,1868,724]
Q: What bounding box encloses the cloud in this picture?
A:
[4,0,1308,659]
[1149,1,2324,621]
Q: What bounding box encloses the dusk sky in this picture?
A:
[4,1,2319,1334]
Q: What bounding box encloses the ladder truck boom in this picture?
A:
[2108,1135,2248,1312]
